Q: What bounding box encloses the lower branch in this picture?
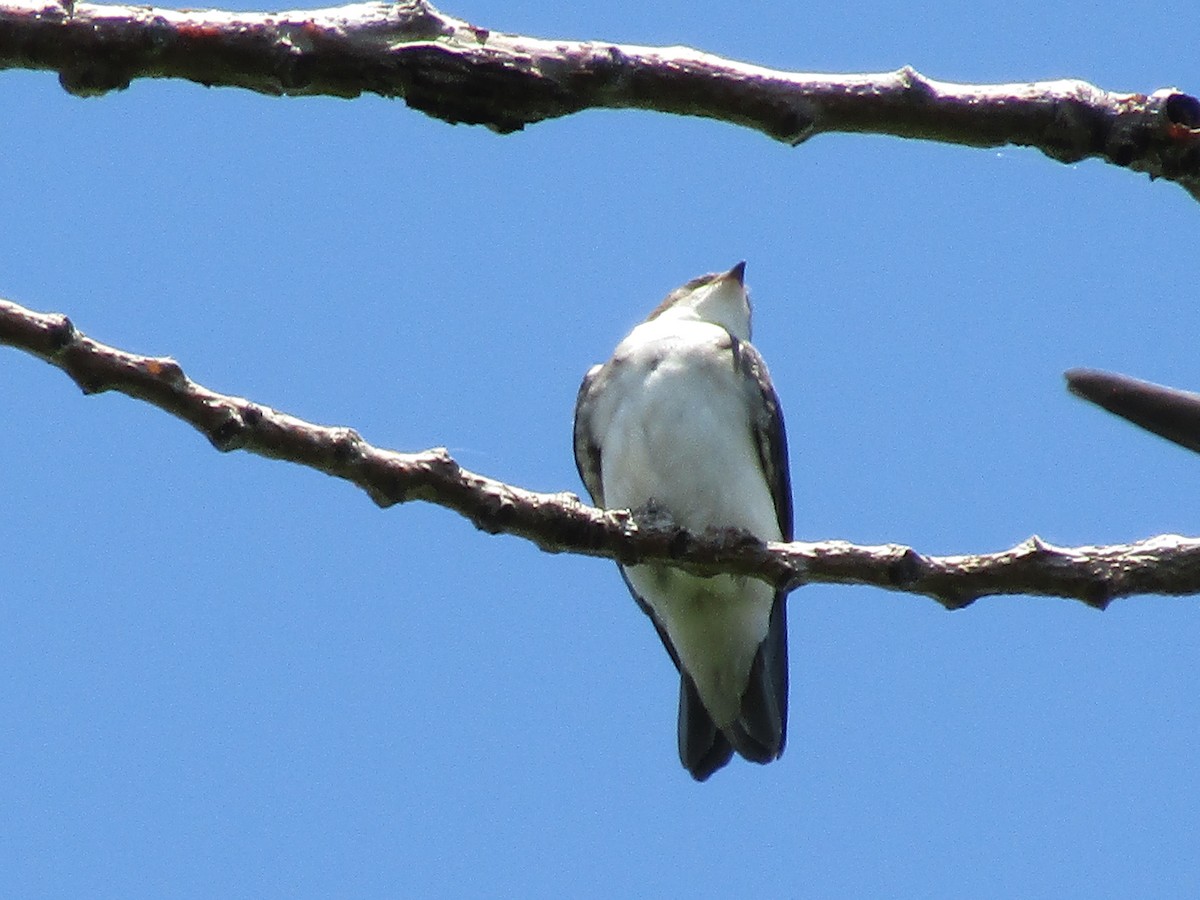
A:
[0,0,1197,199]
[4,294,1200,610]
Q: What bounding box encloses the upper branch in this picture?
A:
[1,0,1198,199]
[5,294,1200,611]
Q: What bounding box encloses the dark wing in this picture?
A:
[574,357,678,659]
[726,595,788,765]
[572,363,607,508]
[731,336,793,542]
[678,672,735,780]
[726,336,793,765]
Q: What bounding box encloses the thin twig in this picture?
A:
[4,294,1200,610]
[1067,368,1200,455]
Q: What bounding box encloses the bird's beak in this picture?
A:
[723,261,747,286]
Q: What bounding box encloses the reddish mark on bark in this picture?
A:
[175,23,222,39]
[1166,122,1200,142]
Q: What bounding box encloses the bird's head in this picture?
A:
[646,262,752,341]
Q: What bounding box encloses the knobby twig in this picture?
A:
[1,1,1198,199]
[5,295,1200,610]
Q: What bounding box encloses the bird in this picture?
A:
[573,262,793,780]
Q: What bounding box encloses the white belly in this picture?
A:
[593,323,782,726]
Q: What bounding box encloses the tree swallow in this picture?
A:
[573,262,793,780]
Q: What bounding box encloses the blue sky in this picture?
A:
[3,0,1199,896]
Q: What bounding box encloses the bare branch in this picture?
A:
[1,1,1198,199]
[5,295,1200,610]
[1067,368,1200,455]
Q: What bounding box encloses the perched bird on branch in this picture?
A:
[574,262,793,780]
